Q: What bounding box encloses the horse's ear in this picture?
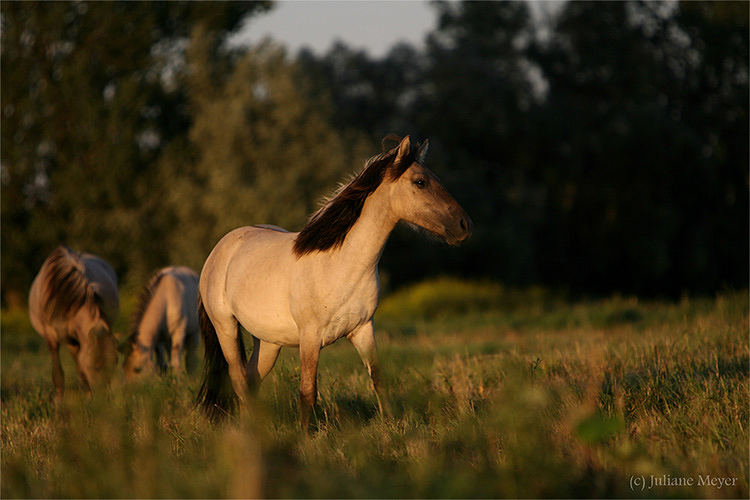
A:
[417,139,429,163]
[396,135,411,161]
[381,134,402,152]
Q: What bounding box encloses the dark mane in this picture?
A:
[292,140,417,257]
[127,270,167,346]
[43,246,98,322]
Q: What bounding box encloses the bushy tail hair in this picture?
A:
[196,293,246,422]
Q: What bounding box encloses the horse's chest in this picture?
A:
[289,267,379,347]
[320,309,364,346]
[317,290,377,347]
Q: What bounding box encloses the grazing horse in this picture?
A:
[197,135,472,428]
[28,246,120,400]
[123,266,200,379]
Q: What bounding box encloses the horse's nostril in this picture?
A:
[460,218,467,231]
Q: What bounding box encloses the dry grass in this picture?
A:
[1,284,747,498]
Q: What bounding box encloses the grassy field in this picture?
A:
[1,280,748,498]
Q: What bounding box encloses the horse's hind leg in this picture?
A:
[211,314,252,406]
[247,337,281,391]
[197,292,256,421]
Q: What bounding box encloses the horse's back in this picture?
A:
[223,225,296,292]
[159,266,199,302]
[253,224,289,233]
[202,226,295,291]
[162,265,199,283]
[81,253,119,323]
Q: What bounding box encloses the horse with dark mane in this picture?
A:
[197,135,472,429]
[123,266,200,380]
[28,246,120,400]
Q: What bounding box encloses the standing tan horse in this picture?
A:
[123,266,200,379]
[28,246,120,400]
[197,135,472,428]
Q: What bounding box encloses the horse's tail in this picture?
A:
[196,293,243,421]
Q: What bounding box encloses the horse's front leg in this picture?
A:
[65,339,93,396]
[348,321,392,419]
[46,339,65,401]
[299,333,321,432]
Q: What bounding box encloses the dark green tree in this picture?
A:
[387,0,543,288]
[1,1,270,304]
[298,41,424,139]
[533,0,748,294]
[159,29,368,270]
[296,0,748,296]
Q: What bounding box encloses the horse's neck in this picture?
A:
[320,187,397,290]
[346,189,397,268]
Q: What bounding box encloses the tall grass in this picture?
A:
[2,282,747,498]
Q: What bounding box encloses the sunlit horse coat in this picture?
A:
[197,135,472,428]
[123,266,200,379]
[28,246,120,399]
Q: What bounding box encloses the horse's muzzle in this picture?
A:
[446,214,472,245]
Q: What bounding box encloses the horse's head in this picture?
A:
[122,341,155,381]
[76,309,118,391]
[386,136,472,245]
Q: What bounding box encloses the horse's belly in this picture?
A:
[235,307,299,347]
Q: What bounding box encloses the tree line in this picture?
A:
[2,1,747,306]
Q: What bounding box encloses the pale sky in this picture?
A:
[227,0,438,57]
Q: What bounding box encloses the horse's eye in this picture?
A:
[413,179,427,189]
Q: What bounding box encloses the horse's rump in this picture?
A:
[42,246,102,324]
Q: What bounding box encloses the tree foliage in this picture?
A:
[1,1,271,301]
[530,0,748,295]
[158,28,367,270]
[300,0,747,296]
[1,1,747,303]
